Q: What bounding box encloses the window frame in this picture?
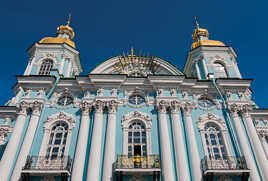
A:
[39,112,76,158]
[38,59,54,75]
[122,111,152,155]
[197,113,232,160]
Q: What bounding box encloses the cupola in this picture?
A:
[39,15,76,48]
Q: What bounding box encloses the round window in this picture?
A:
[129,95,145,105]
[57,95,73,106]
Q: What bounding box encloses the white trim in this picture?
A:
[121,111,152,155]
[39,112,76,157]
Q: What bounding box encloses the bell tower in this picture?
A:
[183,18,242,79]
[24,15,83,77]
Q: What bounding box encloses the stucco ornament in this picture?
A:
[122,111,152,129]
[0,126,13,145]
[197,113,227,131]
[44,111,76,130]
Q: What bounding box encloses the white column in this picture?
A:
[11,101,42,181]
[71,102,92,181]
[157,101,175,181]
[260,136,268,158]
[170,101,191,181]
[0,102,29,181]
[228,105,261,181]
[181,104,202,181]
[102,100,118,181]
[241,107,268,181]
[86,100,104,181]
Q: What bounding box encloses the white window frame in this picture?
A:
[197,113,232,158]
[38,59,54,75]
[122,111,152,155]
[213,62,228,78]
[39,112,76,157]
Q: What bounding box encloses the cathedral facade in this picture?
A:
[0,19,267,181]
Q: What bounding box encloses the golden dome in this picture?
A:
[191,40,225,50]
[39,14,75,48]
[39,37,76,48]
[56,24,75,39]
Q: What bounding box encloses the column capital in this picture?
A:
[228,103,240,117]
[30,101,43,116]
[107,100,118,114]
[181,102,195,116]
[94,100,105,113]
[80,101,92,115]
[156,100,169,113]
[170,100,181,114]
[16,101,30,116]
[240,104,253,118]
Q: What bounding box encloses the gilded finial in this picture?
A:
[194,16,199,29]
[131,46,134,57]
[67,13,71,26]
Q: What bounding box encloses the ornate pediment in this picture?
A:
[90,48,183,76]
[44,112,76,130]
[122,111,152,129]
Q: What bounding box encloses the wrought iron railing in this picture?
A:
[201,156,248,172]
[116,155,160,169]
[23,156,72,171]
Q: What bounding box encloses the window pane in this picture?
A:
[134,138,140,143]
[128,138,132,143]
[142,138,146,143]
[134,132,140,136]
[128,132,132,136]
[55,139,61,145]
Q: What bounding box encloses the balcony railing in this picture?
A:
[23,156,72,171]
[116,155,160,169]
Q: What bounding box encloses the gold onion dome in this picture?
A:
[39,15,76,48]
[191,18,225,50]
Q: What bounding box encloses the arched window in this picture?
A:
[213,62,227,78]
[39,59,53,75]
[128,121,147,156]
[45,121,68,160]
[204,122,227,160]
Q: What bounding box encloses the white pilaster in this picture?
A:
[241,106,268,180]
[201,58,209,78]
[102,100,118,181]
[71,102,92,181]
[86,100,104,181]
[170,101,191,181]
[0,102,29,181]
[195,62,201,80]
[157,100,175,181]
[181,103,202,181]
[11,101,42,181]
[229,105,261,181]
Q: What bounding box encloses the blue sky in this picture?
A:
[0,0,267,107]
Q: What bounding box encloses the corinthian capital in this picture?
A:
[228,103,240,117]
[31,101,43,116]
[240,104,252,117]
[17,101,29,115]
[156,100,169,113]
[181,102,195,116]
[94,100,105,113]
[80,101,92,115]
[170,100,181,113]
[107,100,118,114]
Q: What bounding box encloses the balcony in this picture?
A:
[21,156,72,181]
[115,155,160,180]
[201,156,250,181]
